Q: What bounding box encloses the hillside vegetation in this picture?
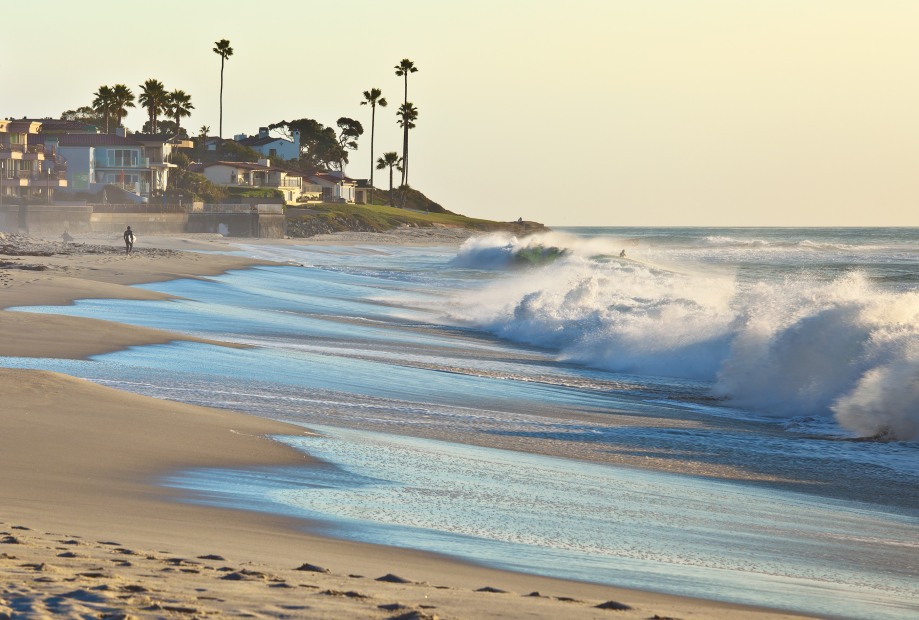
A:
[286,195,547,238]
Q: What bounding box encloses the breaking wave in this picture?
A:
[448,233,919,440]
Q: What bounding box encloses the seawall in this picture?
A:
[1,204,286,239]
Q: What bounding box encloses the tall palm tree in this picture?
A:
[376,151,403,207]
[92,85,115,133]
[396,102,418,186]
[360,88,387,200]
[110,84,135,130]
[213,39,234,146]
[166,89,194,137]
[138,79,168,133]
[394,59,418,185]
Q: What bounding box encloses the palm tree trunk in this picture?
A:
[389,166,394,207]
[219,58,225,146]
[401,125,408,186]
[401,76,408,186]
[369,105,376,203]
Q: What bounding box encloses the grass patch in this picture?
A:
[286,202,546,237]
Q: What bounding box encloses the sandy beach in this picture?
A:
[0,231,814,619]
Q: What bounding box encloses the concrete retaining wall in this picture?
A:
[0,205,20,234]
[19,205,94,237]
[7,204,287,238]
[187,212,259,237]
[90,212,188,234]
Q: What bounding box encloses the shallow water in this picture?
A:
[5,228,919,619]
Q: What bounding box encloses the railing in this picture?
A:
[92,203,188,213]
[195,203,259,213]
[0,143,25,153]
[96,157,151,168]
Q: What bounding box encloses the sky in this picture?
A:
[3,0,917,226]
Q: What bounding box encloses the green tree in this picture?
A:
[60,106,105,130]
[335,117,363,174]
[213,39,234,144]
[138,79,168,134]
[376,151,403,207]
[360,88,387,196]
[92,85,115,133]
[396,102,418,186]
[111,84,135,129]
[394,59,418,185]
[166,89,194,137]
[269,118,341,172]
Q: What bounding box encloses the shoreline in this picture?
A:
[0,232,814,619]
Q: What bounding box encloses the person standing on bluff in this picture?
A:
[123,226,135,254]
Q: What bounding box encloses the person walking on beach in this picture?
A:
[123,226,135,254]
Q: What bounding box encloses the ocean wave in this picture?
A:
[448,235,919,440]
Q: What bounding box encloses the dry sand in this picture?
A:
[0,232,814,619]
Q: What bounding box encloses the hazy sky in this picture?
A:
[4,1,917,226]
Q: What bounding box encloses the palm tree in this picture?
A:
[376,151,403,207]
[396,103,418,186]
[92,86,115,133]
[197,125,210,156]
[360,88,387,201]
[394,59,418,185]
[166,90,194,137]
[138,79,168,134]
[110,84,135,130]
[213,39,234,146]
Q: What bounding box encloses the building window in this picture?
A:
[109,149,138,166]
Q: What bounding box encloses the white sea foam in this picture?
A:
[449,233,919,440]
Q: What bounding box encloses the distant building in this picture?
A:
[0,119,68,203]
[309,171,357,203]
[19,117,100,135]
[192,158,319,204]
[36,130,177,201]
[234,127,300,161]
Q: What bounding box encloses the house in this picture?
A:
[354,179,373,205]
[19,117,100,136]
[192,158,318,204]
[0,119,68,203]
[235,127,300,161]
[38,130,177,201]
[309,171,357,203]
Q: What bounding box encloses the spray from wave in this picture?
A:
[448,233,919,440]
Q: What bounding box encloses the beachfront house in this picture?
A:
[234,127,300,162]
[309,171,357,203]
[0,119,68,204]
[39,131,177,201]
[193,159,319,204]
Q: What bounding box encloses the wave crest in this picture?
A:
[449,236,919,440]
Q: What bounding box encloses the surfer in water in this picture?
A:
[619,249,627,257]
[123,226,135,254]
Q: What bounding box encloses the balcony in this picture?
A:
[96,157,151,169]
[5,170,68,187]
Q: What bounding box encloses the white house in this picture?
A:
[235,127,300,161]
[194,158,315,204]
[309,171,357,203]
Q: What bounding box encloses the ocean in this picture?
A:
[5,227,919,619]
